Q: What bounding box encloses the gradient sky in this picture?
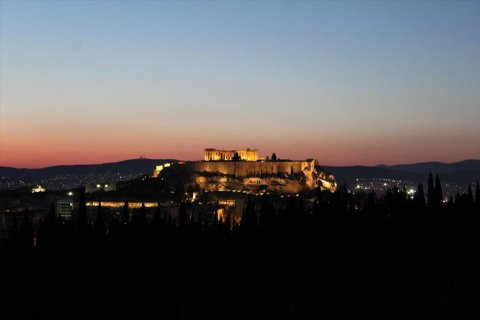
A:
[1,1,479,168]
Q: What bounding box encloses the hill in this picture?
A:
[1,158,479,189]
[0,159,177,182]
[386,159,480,175]
[324,160,480,185]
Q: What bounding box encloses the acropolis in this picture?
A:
[154,148,337,193]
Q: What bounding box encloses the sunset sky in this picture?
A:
[1,1,479,168]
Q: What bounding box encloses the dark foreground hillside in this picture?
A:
[0,183,479,319]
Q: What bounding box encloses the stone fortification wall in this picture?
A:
[183,160,316,178]
[157,159,336,193]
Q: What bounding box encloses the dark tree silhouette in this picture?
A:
[427,173,435,208]
[435,174,443,205]
[467,184,474,205]
[178,202,188,229]
[46,203,57,223]
[241,197,257,233]
[151,204,163,226]
[138,202,147,225]
[232,152,241,161]
[7,212,19,247]
[76,186,89,231]
[414,183,426,208]
[19,208,34,250]
[260,194,275,230]
[121,201,129,225]
[94,202,105,237]
[0,172,478,319]
[271,153,277,161]
[476,181,480,209]
[36,204,57,250]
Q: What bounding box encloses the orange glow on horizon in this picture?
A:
[1,126,479,168]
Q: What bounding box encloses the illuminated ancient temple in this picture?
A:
[204,148,258,161]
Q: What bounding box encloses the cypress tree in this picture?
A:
[8,213,19,248]
[178,202,188,230]
[121,201,129,225]
[427,173,435,208]
[455,192,461,204]
[414,183,426,208]
[335,182,349,214]
[94,202,105,237]
[37,204,57,250]
[46,203,57,224]
[138,202,147,225]
[224,211,232,231]
[77,186,88,228]
[151,204,163,226]
[435,174,443,206]
[348,195,356,215]
[241,197,257,233]
[476,182,480,207]
[448,196,454,208]
[19,208,34,249]
[467,184,474,205]
[108,214,120,240]
[260,194,274,230]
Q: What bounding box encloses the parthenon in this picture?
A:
[204,148,258,161]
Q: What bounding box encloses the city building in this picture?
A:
[56,199,73,220]
[31,185,46,193]
[152,162,172,178]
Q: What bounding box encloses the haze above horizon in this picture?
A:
[1,1,479,168]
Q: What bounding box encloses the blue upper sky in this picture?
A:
[1,1,479,167]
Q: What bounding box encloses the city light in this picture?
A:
[31,185,46,193]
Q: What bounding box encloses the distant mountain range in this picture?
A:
[1,159,479,185]
[323,159,480,185]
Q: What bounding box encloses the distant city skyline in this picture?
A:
[1,1,479,168]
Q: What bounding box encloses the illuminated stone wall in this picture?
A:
[186,160,315,178]
[156,159,337,193]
